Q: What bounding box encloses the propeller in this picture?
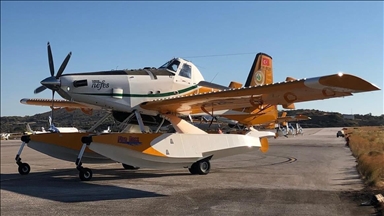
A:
[33,42,72,130]
[34,42,72,95]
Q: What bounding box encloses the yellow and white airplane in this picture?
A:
[17,42,380,181]
[265,112,311,138]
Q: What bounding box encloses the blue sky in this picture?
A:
[1,1,383,117]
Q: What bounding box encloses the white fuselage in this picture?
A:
[58,58,205,115]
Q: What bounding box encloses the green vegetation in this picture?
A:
[281,109,384,128]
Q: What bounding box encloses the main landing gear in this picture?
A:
[188,157,212,175]
[16,136,31,175]
[76,136,93,181]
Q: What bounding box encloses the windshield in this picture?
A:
[159,59,180,72]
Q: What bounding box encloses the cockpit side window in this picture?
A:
[179,64,192,79]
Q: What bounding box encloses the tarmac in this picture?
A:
[0,128,375,215]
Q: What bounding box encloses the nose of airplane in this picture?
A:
[41,76,61,89]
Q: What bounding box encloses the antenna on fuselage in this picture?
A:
[210,72,219,82]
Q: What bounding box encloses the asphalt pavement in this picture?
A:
[0,128,375,215]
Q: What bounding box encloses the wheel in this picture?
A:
[122,163,140,170]
[197,160,210,175]
[79,168,93,181]
[188,163,198,175]
[18,163,30,175]
[189,160,211,175]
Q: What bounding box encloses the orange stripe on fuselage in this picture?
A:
[29,133,94,153]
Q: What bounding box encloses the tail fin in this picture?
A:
[26,123,33,133]
[244,53,273,87]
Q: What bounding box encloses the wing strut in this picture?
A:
[134,111,147,133]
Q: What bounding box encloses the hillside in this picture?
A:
[1,109,383,133]
[280,109,384,128]
[1,109,115,133]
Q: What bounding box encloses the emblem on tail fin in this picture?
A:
[254,70,264,85]
[262,58,270,66]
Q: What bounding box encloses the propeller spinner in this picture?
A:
[34,42,72,94]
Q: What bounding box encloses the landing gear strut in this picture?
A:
[16,136,31,175]
[76,136,93,181]
[188,159,211,175]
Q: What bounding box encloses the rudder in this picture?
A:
[244,53,273,87]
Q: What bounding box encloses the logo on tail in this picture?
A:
[254,70,264,85]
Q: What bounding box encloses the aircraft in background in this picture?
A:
[1,133,11,140]
[16,42,380,181]
[24,117,79,134]
[270,112,311,138]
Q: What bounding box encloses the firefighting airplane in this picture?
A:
[270,113,311,138]
[17,42,380,181]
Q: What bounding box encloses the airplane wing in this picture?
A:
[276,115,311,123]
[20,98,98,115]
[140,73,380,115]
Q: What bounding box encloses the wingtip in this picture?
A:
[20,98,29,104]
[316,73,381,92]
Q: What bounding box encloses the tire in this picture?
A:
[79,168,93,181]
[122,163,140,170]
[18,163,30,175]
[197,160,210,175]
[189,160,211,175]
[188,163,198,175]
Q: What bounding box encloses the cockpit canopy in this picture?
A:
[158,58,180,73]
[158,58,205,83]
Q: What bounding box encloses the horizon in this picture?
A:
[1,2,383,116]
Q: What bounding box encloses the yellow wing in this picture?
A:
[140,73,380,115]
[20,98,97,115]
[276,115,311,123]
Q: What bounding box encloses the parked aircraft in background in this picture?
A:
[24,117,79,134]
[1,133,11,140]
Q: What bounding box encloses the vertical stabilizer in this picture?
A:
[26,123,33,133]
[244,53,273,87]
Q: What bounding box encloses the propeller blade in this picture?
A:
[34,85,47,94]
[56,52,72,78]
[50,90,55,124]
[47,42,55,77]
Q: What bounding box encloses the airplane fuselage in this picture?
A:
[57,58,206,116]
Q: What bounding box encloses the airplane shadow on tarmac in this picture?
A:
[0,168,190,203]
